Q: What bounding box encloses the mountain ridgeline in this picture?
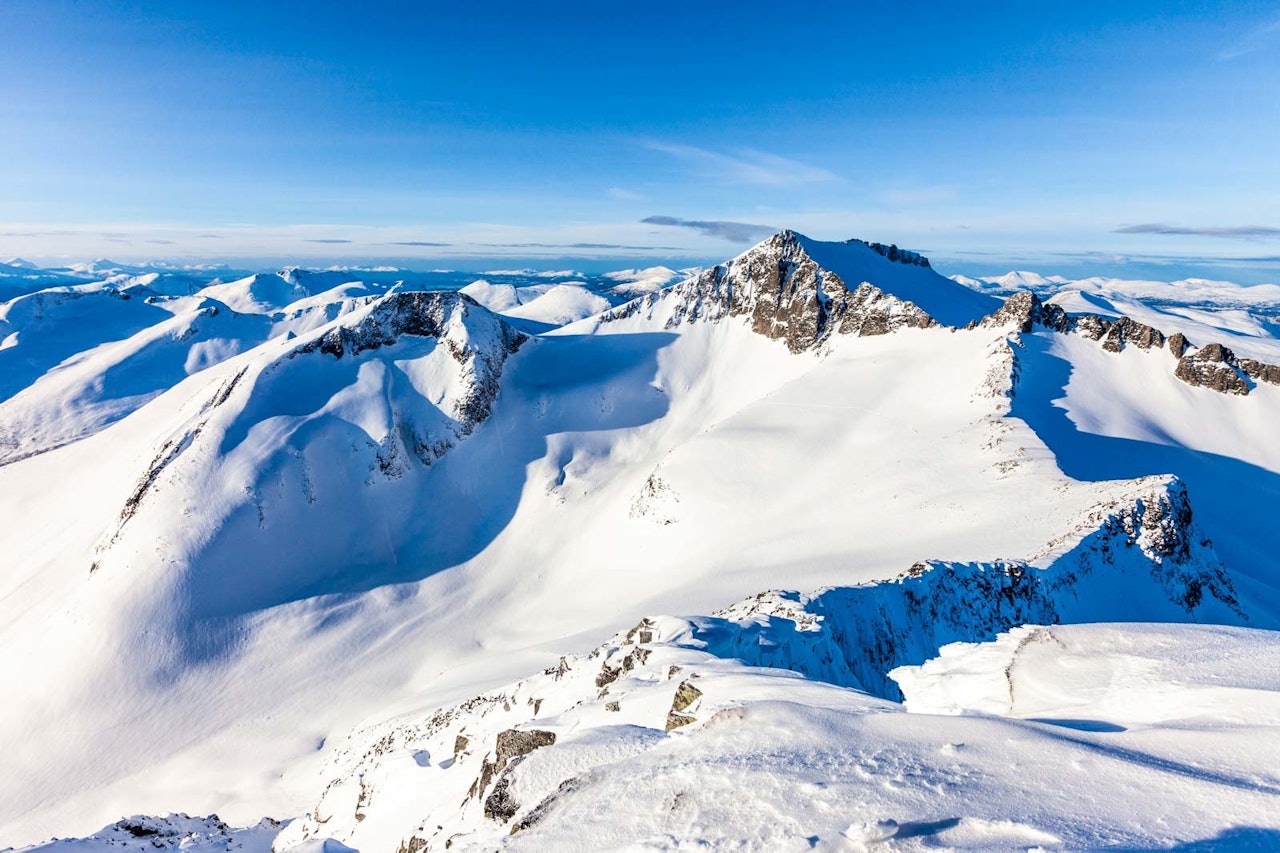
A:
[3,232,1280,851]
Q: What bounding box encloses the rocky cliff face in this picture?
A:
[984,290,1280,396]
[600,231,937,353]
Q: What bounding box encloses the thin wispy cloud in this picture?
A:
[477,242,680,251]
[607,187,646,202]
[1116,224,1280,240]
[649,142,838,186]
[305,238,353,244]
[642,216,776,243]
[1218,16,1280,60]
[389,241,452,247]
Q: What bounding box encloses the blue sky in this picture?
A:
[1,0,1279,280]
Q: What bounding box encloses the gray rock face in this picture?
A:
[664,679,703,731]
[479,729,557,822]
[981,291,1069,334]
[1239,357,1280,386]
[1175,343,1252,396]
[601,230,936,353]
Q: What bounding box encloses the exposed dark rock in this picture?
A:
[1067,313,1164,352]
[484,774,521,823]
[295,290,527,467]
[665,712,696,731]
[1240,358,1280,385]
[478,729,557,822]
[296,291,524,361]
[624,617,657,645]
[981,291,1068,334]
[544,657,572,680]
[1175,343,1252,395]
[397,836,429,853]
[847,239,932,267]
[118,425,203,528]
[981,290,1280,397]
[1073,313,1110,341]
[835,282,936,337]
[1102,316,1165,352]
[671,680,702,713]
[510,777,583,835]
[664,680,703,731]
[595,645,651,689]
[209,366,249,408]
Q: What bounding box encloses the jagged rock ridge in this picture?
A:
[983,290,1280,396]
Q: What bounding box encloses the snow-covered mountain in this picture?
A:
[3,234,1280,851]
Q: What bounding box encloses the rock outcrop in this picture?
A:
[983,291,1280,396]
[476,729,557,822]
[1174,342,1252,395]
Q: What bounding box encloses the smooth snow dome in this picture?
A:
[502,283,612,326]
[458,279,522,312]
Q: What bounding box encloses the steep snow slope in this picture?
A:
[2,234,1279,847]
[795,235,1001,327]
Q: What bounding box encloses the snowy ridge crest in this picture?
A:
[272,477,1245,851]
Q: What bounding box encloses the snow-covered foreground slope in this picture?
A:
[269,616,1280,852]
[2,234,1280,849]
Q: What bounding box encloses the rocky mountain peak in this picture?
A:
[596,231,1002,352]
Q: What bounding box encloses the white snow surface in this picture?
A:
[2,234,1279,850]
